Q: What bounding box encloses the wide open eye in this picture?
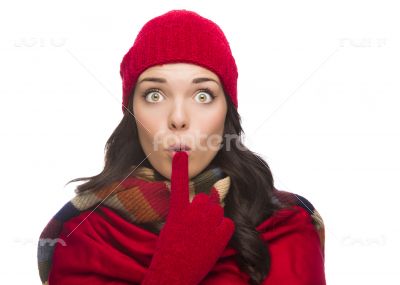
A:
[194,88,216,104]
[142,88,165,103]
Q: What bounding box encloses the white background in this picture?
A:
[1,0,399,284]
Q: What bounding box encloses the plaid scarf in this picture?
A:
[37,164,230,285]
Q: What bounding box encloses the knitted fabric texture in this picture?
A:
[37,165,230,285]
[272,189,326,258]
[120,9,239,113]
[43,188,326,284]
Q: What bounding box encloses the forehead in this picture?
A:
[138,63,220,81]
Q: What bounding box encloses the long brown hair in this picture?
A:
[66,89,286,284]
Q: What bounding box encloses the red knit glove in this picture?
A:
[142,151,235,285]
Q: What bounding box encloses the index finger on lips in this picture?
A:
[170,151,190,217]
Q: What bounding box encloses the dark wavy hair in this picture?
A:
[66,87,286,284]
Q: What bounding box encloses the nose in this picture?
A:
[168,101,189,131]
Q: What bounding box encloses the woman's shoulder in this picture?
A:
[274,189,325,231]
[254,189,327,284]
[257,189,325,258]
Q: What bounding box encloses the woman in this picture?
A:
[37,9,326,285]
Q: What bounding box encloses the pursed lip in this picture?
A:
[166,149,191,157]
[165,143,192,157]
[166,143,192,151]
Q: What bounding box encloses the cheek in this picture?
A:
[195,110,226,151]
[189,116,224,178]
[133,106,162,154]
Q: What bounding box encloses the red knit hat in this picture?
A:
[120,9,238,113]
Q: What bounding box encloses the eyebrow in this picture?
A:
[138,77,220,86]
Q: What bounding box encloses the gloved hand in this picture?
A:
[142,151,235,285]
